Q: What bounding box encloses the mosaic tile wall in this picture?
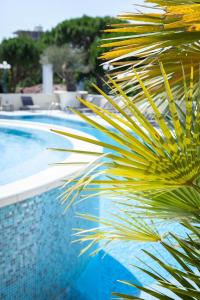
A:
[0,187,98,300]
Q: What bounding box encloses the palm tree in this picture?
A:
[53,66,200,298]
[100,0,200,103]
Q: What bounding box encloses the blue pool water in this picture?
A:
[0,125,72,185]
[0,113,184,299]
[0,114,110,141]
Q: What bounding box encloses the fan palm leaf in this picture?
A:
[52,65,200,299]
[100,0,200,102]
[53,65,200,214]
[113,224,200,299]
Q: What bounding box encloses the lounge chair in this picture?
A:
[21,96,40,111]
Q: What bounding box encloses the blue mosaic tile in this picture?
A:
[0,187,98,300]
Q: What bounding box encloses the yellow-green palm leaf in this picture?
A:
[53,65,200,220]
[113,225,200,300]
[100,0,200,102]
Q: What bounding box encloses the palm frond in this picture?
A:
[113,224,200,299]
[53,66,200,218]
[74,213,162,255]
[100,0,200,101]
[52,63,200,298]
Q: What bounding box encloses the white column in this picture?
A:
[42,63,53,94]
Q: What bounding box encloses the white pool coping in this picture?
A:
[0,118,102,208]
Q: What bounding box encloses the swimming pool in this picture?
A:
[0,112,182,300]
[0,116,104,300]
[0,125,72,185]
[0,113,110,142]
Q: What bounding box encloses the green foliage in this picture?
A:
[0,36,42,91]
[0,16,124,91]
[41,15,121,49]
[41,44,89,91]
[40,16,126,91]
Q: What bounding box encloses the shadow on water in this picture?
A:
[63,250,141,300]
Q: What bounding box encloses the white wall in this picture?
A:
[0,93,57,110]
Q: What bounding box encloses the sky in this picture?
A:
[1,0,143,41]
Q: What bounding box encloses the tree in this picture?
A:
[40,16,125,91]
[0,16,124,92]
[41,45,89,91]
[41,15,121,49]
[0,36,42,91]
